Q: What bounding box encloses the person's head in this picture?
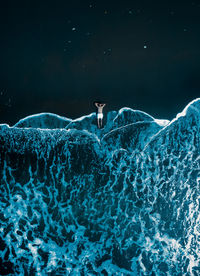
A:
[94,101,106,107]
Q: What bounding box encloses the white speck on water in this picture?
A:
[16,210,22,216]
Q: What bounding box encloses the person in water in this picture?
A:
[94,102,106,128]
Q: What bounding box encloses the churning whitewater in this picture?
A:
[0,99,200,275]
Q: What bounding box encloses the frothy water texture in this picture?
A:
[0,99,200,275]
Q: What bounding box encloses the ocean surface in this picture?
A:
[0,99,200,275]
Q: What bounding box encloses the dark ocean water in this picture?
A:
[0,99,200,275]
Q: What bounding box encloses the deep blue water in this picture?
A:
[0,99,200,275]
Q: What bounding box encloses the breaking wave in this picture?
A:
[0,99,200,275]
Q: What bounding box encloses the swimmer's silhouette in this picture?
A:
[94,101,106,128]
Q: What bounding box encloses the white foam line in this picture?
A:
[143,98,200,152]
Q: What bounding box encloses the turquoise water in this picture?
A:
[0,99,200,275]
